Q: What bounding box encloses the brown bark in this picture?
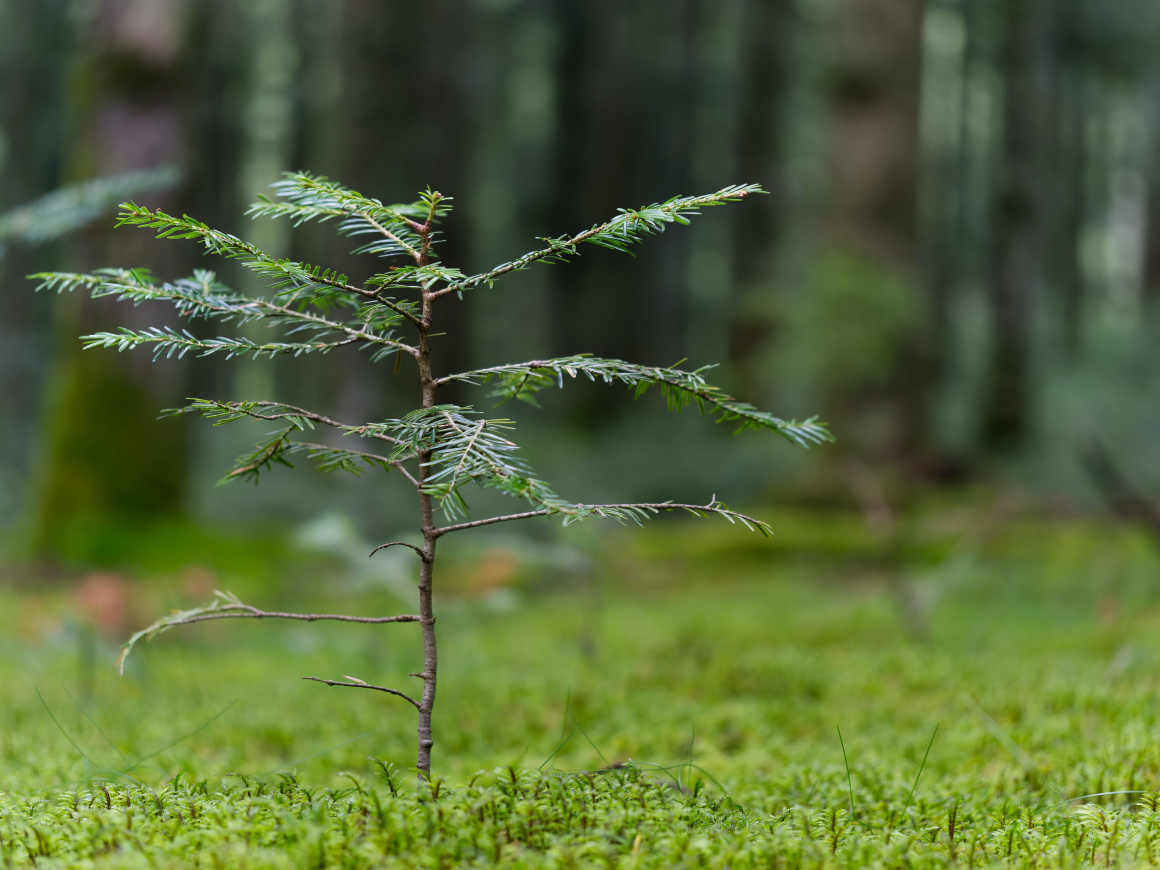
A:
[416,213,440,780]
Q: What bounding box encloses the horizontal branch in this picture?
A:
[178,399,405,448]
[434,500,773,537]
[82,327,373,361]
[116,203,427,326]
[436,354,832,446]
[302,677,420,710]
[430,184,761,300]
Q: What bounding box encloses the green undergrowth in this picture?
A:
[3,509,1160,866]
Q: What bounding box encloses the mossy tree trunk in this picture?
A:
[30,0,198,558]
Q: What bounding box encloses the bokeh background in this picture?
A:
[4,0,1160,783]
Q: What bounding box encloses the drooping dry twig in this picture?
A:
[117,591,419,673]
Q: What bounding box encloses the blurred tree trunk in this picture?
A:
[0,0,75,521]
[338,0,473,414]
[1049,70,1088,356]
[830,0,922,263]
[30,0,199,557]
[826,0,926,457]
[731,0,792,288]
[728,0,794,396]
[921,0,978,403]
[981,0,1045,449]
[1034,0,1088,357]
[1144,85,1160,306]
[1147,187,1160,307]
[546,0,650,424]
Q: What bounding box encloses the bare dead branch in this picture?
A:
[369,541,428,560]
[302,677,420,709]
[116,594,422,674]
[148,606,421,626]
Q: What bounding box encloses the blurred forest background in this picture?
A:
[4,0,1160,567]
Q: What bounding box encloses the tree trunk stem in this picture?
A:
[415,233,438,779]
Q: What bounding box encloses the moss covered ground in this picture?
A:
[2,506,1160,866]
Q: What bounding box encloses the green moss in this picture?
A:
[3,513,1160,865]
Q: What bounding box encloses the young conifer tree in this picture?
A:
[33,174,830,777]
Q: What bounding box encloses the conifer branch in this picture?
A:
[37,268,420,357]
[431,184,762,299]
[113,202,425,327]
[247,173,449,264]
[221,433,422,485]
[292,442,412,479]
[434,499,773,537]
[439,355,832,446]
[173,399,406,447]
[81,327,372,361]
[171,400,419,484]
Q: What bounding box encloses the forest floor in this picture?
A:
[2,502,1160,867]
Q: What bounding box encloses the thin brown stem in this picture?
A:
[434,510,551,537]
[413,210,440,780]
[302,677,420,710]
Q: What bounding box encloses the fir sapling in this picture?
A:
[32,173,831,777]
